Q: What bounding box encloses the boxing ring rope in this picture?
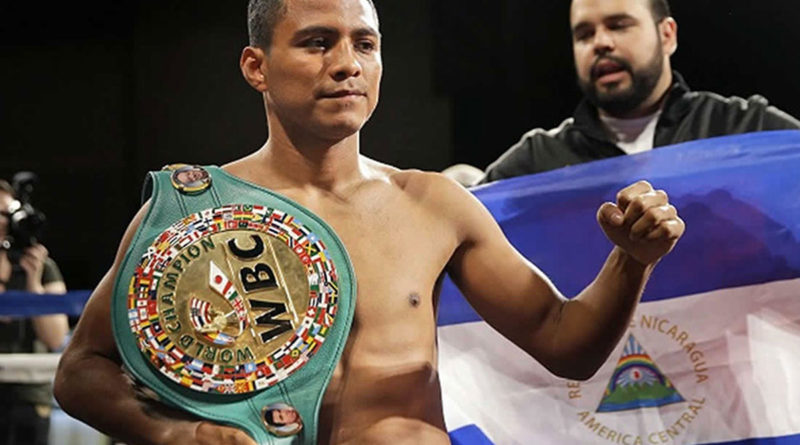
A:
[0,291,86,383]
[0,353,61,384]
[0,290,106,445]
[0,291,89,383]
[0,290,91,316]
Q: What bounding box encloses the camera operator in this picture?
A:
[0,179,68,445]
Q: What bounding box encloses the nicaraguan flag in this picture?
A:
[438,131,800,445]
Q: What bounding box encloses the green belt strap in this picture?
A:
[111,166,356,444]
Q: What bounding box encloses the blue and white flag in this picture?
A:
[438,131,800,445]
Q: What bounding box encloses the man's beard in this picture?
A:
[578,44,664,116]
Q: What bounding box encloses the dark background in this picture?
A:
[2,0,799,290]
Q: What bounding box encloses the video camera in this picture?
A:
[0,171,47,263]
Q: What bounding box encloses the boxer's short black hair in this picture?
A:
[247,0,378,51]
[247,0,287,50]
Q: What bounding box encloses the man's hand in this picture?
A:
[163,421,258,445]
[19,244,49,293]
[195,422,258,445]
[597,181,685,266]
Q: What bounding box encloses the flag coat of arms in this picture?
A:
[437,131,800,445]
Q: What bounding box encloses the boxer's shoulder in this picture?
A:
[380,165,458,196]
[358,157,431,195]
[380,168,477,226]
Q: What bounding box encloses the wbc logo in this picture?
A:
[128,204,341,394]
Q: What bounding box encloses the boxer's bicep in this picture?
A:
[442,182,568,358]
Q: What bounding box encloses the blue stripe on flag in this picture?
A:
[439,131,800,326]
[448,424,495,445]
[702,432,800,445]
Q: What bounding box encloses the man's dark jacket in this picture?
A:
[482,72,800,182]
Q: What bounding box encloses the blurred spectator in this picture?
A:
[0,179,68,445]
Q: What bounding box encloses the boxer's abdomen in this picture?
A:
[317,312,447,444]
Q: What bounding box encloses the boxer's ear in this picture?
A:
[240,46,268,92]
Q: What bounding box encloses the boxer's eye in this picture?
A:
[304,37,331,51]
[355,39,377,53]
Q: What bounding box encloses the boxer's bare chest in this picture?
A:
[280,178,458,315]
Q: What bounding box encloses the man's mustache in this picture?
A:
[590,56,632,80]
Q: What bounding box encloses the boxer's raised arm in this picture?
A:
[439,177,684,380]
[53,203,256,445]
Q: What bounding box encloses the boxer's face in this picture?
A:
[570,0,675,115]
[261,0,382,141]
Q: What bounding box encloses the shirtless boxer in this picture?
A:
[53,0,685,443]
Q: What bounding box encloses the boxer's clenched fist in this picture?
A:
[597,180,685,266]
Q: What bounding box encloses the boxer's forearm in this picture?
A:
[54,350,194,445]
[545,247,653,379]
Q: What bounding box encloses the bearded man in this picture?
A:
[482,0,800,182]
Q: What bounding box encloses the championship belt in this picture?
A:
[111,165,356,444]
